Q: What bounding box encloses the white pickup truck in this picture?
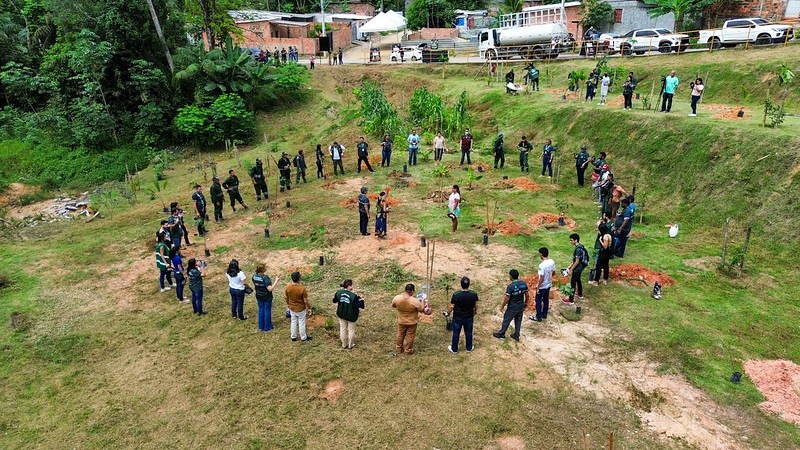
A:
[608,28,690,55]
[699,18,794,49]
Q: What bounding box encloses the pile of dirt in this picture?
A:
[610,264,675,286]
[318,380,345,404]
[494,177,541,191]
[339,193,400,209]
[743,359,800,426]
[495,218,530,236]
[705,104,749,120]
[391,178,418,188]
[470,162,491,173]
[388,170,412,179]
[527,212,576,230]
[424,189,450,202]
[319,180,345,190]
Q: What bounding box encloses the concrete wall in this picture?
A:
[406,28,460,40]
[606,0,675,34]
[235,22,352,55]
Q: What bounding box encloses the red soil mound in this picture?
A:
[609,264,675,286]
[527,212,577,230]
[495,218,529,236]
[495,177,541,191]
[743,359,800,426]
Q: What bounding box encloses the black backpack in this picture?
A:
[577,244,589,267]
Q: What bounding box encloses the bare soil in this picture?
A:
[527,212,577,231]
[704,103,750,121]
[0,182,39,208]
[318,379,345,403]
[610,264,675,287]
[495,218,530,236]
[494,177,541,191]
[743,359,800,426]
[339,193,400,209]
[494,435,526,450]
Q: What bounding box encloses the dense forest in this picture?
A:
[0,0,315,189]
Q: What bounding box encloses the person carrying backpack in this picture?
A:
[563,233,588,305]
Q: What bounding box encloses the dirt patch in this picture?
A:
[610,264,675,287]
[683,257,719,271]
[494,218,530,236]
[418,312,434,324]
[495,435,526,450]
[494,315,745,449]
[527,212,576,231]
[424,189,450,203]
[545,87,580,101]
[335,229,523,285]
[339,193,400,209]
[0,182,40,208]
[494,177,541,191]
[743,360,800,426]
[306,314,327,330]
[319,180,345,190]
[470,162,491,173]
[318,380,345,403]
[388,170,412,179]
[704,104,749,120]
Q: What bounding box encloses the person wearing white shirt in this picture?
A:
[447,184,461,232]
[433,132,446,162]
[329,141,346,175]
[599,73,610,105]
[530,247,555,322]
[226,259,252,321]
[689,77,704,117]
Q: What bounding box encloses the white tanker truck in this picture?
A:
[478,5,570,60]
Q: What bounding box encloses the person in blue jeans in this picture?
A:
[448,276,479,353]
[252,263,280,332]
[530,247,555,322]
[380,134,393,167]
[171,247,187,303]
[407,129,420,166]
[660,70,679,113]
[186,258,207,315]
[493,269,530,341]
[614,197,635,258]
[226,259,250,321]
[541,139,556,177]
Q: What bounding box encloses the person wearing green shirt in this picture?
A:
[249,158,269,202]
[660,70,679,113]
[155,233,173,293]
[333,279,365,349]
[222,170,248,212]
[253,263,280,332]
[210,177,225,222]
[186,258,207,315]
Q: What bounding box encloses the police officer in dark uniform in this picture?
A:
[222,169,248,212]
[277,152,292,192]
[493,133,505,169]
[210,176,225,222]
[191,184,209,236]
[356,136,375,173]
[357,186,370,236]
[249,158,269,201]
[518,136,532,173]
[315,144,325,179]
[574,145,590,188]
[293,150,307,184]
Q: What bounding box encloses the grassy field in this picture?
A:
[1,46,800,449]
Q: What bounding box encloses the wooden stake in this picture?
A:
[609,431,614,450]
[583,431,589,450]
[721,217,731,267]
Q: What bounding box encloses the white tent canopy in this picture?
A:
[358,10,406,33]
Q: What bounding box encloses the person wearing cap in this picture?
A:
[249,158,269,201]
[277,152,292,192]
[357,186,370,236]
[459,128,473,166]
[575,145,590,188]
[613,197,635,258]
[541,139,556,177]
[518,135,532,173]
[293,150,307,184]
[329,141,345,175]
[493,133,505,169]
[222,170,248,212]
[210,176,225,222]
[356,136,375,173]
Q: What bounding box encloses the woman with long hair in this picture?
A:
[155,233,173,292]
[590,223,613,285]
[226,259,251,320]
[448,185,461,232]
[689,77,704,117]
[252,263,280,332]
[186,258,206,315]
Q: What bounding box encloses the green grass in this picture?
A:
[2,46,800,448]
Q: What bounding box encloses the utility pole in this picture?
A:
[321,0,331,65]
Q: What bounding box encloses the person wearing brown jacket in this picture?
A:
[285,271,312,342]
[391,284,424,355]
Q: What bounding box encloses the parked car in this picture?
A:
[390,46,422,62]
[699,18,794,49]
[608,28,690,55]
[597,32,619,53]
